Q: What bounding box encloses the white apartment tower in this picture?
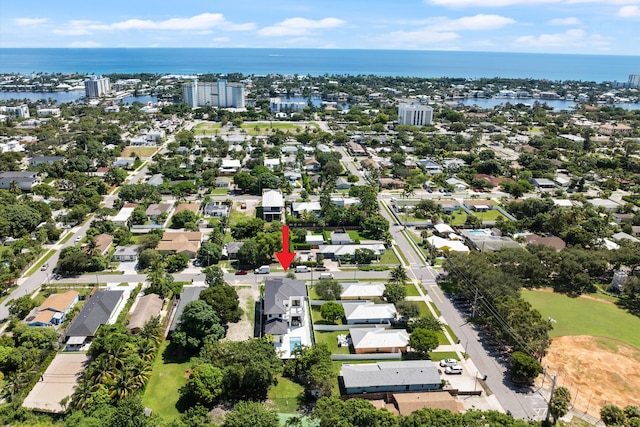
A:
[84,75,111,99]
[398,103,434,126]
[629,74,640,88]
[182,79,245,108]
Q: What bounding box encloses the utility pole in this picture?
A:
[471,288,479,318]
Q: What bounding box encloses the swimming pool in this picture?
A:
[468,229,490,236]
[290,337,302,352]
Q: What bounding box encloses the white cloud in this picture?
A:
[68,41,102,48]
[428,14,516,31]
[258,17,346,37]
[426,0,559,7]
[514,28,610,49]
[547,17,581,25]
[13,18,48,26]
[375,29,460,49]
[618,5,640,16]
[52,13,255,36]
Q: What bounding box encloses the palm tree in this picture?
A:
[389,265,409,285]
[402,184,415,200]
[108,369,137,401]
[127,357,153,389]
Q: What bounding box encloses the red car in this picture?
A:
[235,270,248,275]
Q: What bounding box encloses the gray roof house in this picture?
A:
[203,202,229,218]
[113,158,135,169]
[64,290,125,344]
[223,241,244,260]
[330,231,352,245]
[29,156,65,166]
[0,171,39,191]
[169,285,207,333]
[147,174,164,187]
[341,360,442,394]
[263,278,311,358]
[113,246,139,262]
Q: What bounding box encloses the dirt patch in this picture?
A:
[540,335,640,418]
[224,285,260,341]
[121,146,157,158]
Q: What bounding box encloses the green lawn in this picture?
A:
[428,351,460,361]
[307,286,320,300]
[472,209,509,222]
[405,283,420,297]
[380,249,401,265]
[311,305,344,325]
[314,331,351,354]
[267,375,305,413]
[142,341,192,423]
[228,206,254,225]
[209,188,229,195]
[522,289,640,349]
[449,210,468,226]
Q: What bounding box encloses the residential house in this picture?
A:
[92,167,109,178]
[379,178,406,189]
[340,282,386,300]
[113,158,135,169]
[348,141,366,156]
[264,158,281,171]
[89,234,113,256]
[611,232,640,244]
[291,201,321,218]
[464,199,493,212]
[446,177,469,191]
[304,158,321,172]
[262,278,311,358]
[305,234,325,248]
[331,196,360,208]
[417,159,443,175]
[525,234,567,251]
[433,223,455,236]
[147,174,164,187]
[146,203,172,221]
[169,285,207,333]
[335,177,351,190]
[27,290,79,327]
[64,290,125,347]
[220,159,241,175]
[442,158,466,170]
[126,294,163,333]
[110,204,137,227]
[426,236,470,255]
[0,171,39,191]
[341,360,441,394]
[318,244,386,261]
[156,231,203,258]
[433,199,460,214]
[460,229,521,252]
[330,231,352,245]
[223,241,244,260]
[531,178,557,191]
[173,203,201,216]
[215,176,232,189]
[284,171,302,184]
[113,246,139,262]
[29,156,64,166]
[588,198,620,213]
[350,327,409,354]
[203,202,228,218]
[344,302,396,325]
[262,189,284,222]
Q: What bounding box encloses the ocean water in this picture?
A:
[1,48,638,82]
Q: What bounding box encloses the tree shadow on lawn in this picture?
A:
[162,340,194,364]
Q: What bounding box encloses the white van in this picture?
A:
[295,265,311,273]
[254,265,271,274]
[445,365,463,375]
[319,272,334,279]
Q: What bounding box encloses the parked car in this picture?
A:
[319,272,334,279]
[254,265,270,274]
[445,366,463,375]
[439,358,459,367]
[75,236,82,243]
[235,269,248,275]
[295,265,311,273]
[40,263,49,271]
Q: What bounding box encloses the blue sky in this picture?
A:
[1,0,639,55]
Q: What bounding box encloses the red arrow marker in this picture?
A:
[276,225,296,271]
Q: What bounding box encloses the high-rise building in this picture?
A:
[84,76,111,98]
[397,103,433,126]
[181,79,245,108]
[629,74,640,88]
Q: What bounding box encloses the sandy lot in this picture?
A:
[541,335,640,418]
[224,285,260,341]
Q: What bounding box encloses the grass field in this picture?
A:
[121,146,157,158]
[522,289,640,349]
[449,210,468,226]
[380,248,401,265]
[314,331,351,354]
[142,341,192,423]
[473,209,509,222]
[267,375,305,413]
[194,121,314,136]
[310,305,344,325]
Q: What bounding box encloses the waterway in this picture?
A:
[0,91,157,104]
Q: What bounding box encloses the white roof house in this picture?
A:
[445,177,469,190]
[426,236,470,253]
[305,234,325,245]
[433,223,455,235]
[292,201,321,216]
[264,158,281,171]
[350,327,409,353]
[344,302,396,325]
[340,282,386,300]
[263,189,284,208]
[110,206,136,227]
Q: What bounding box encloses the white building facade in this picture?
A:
[182,79,245,108]
[397,103,433,126]
[84,76,111,98]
